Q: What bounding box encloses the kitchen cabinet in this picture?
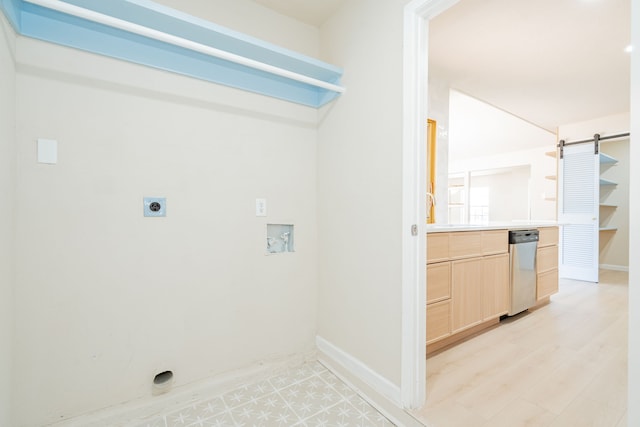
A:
[426,300,451,345]
[451,252,509,334]
[482,253,509,320]
[451,257,484,333]
[426,261,451,344]
[426,229,509,351]
[536,226,559,300]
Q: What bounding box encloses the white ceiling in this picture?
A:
[256,0,630,133]
[429,0,631,131]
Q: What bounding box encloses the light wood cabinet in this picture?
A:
[537,269,559,300]
[427,229,510,351]
[536,226,559,300]
[427,262,450,304]
[451,257,484,333]
[426,300,451,344]
[427,232,449,263]
[537,245,558,273]
[538,226,559,247]
[482,253,510,320]
[449,231,482,259]
[482,230,509,255]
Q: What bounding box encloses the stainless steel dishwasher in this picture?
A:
[508,229,539,316]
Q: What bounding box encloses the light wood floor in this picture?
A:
[412,269,628,427]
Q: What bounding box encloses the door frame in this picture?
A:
[401,0,460,409]
[402,1,638,423]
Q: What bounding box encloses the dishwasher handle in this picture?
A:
[509,229,539,244]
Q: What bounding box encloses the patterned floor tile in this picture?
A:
[94,361,394,427]
[279,378,345,419]
[191,411,236,427]
[166,404,200,426]
[132,417,167,427]
[230,393,301,426]
[192,397,226,419]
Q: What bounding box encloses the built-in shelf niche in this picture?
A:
[599,150,619,233]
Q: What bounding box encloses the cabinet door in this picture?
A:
[537,245,559,274]
[427,300,451,344]
[482,253,509,320]
[538,227,559,247]
[451,257,484,333]
[449,231,482,259]
[427,262,450,304]
[537,269,559,300]
[481,230,508,255]
[427,233,449,263]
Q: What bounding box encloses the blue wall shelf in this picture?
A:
[0,0,344,107]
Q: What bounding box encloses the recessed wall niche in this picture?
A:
[266,224,294,254]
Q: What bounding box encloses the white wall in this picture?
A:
[317,0,406,389]
[450,146,557,221]
[448,90,556,160]
[12,4,321,425]
[0,11,16,427]
[447,90,557,222]
[153,0,319,57]
[628,1,639,423]
[557,112,630,270]
[469,166,531,222]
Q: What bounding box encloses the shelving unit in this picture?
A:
[599,177,618,186]
[1,0,344,108]
[543,149,558,205]
[599,153,618,164]
[599,152,619,233]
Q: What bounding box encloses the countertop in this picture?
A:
[425,221,560,233]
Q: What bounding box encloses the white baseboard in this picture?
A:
[600,264,629,272]
[315,335,402,406]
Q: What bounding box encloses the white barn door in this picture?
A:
[558,143,599,282]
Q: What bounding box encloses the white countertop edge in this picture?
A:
[425,221,560,233]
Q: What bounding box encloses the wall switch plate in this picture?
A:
[37,138,58,164]
[256,198,267,217]
[144,197,166,217]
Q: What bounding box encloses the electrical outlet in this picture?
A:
[144,197,166,217]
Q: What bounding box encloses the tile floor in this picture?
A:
[123,361,396,427]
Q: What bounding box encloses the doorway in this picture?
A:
[400,0,636,422]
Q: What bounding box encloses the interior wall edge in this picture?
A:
[316,335,402,406]
[627,0,639,425]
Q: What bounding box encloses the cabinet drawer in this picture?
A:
[482,230,508,255]
[537,245,558,274]
[427,262,451,304]
[538,227,559,247]
[537,269,559,300]
[427,233,449,264]
[427,300,451,344]
[449,231,482,259]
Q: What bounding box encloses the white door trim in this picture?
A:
[401,0,460,409]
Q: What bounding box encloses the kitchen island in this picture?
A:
[426,223,559,354]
